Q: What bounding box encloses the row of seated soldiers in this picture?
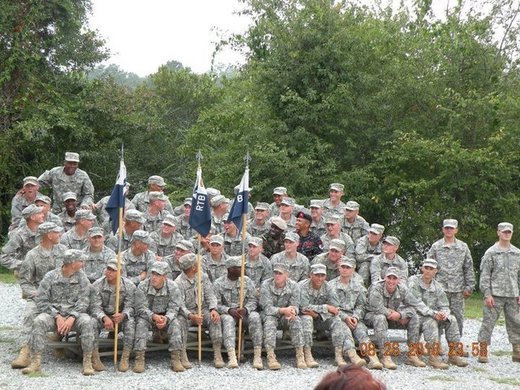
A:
[11,218,470,376]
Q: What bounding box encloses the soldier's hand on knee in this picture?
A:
[103,316,115,331]
[210,309,220,324]
[345,316,357,330]
[188,313,203,326]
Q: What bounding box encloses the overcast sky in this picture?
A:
[88,0,251,76]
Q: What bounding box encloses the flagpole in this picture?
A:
[195,150,204,367]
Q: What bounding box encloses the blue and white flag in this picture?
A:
[188,166,212,236]
[105,158,127,234]
[227,168,249,231]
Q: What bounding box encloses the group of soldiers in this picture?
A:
[3,152,520,376]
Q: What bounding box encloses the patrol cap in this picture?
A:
[64,152,80,162]
[272,263,288,273]
[272,186,287,196]
[206,188,221,199]
[296,210,312,223]
[385,267,400,278]
[35,194,51,204]
[329,183,344,192]
[310,263,327,275]
[339,258,356,268]
[150,261,170,275]
[325,214,342,224]
[422,258,438,269]
[309,199,323,209]
[178,253,197,270]
[62,192,77,202]
[125,209,145,224]
[280,197,295,206]
[369,223,385,235]
[270,216,288,231]
[248,236,263,247]
[23,176,39,187]
[106,258,121,271]
[283,231,300,242]
[183,198,192,206]
[88,226,104,237]
[255,202,270,211]
[22,204,44,219]
[225,256,242,268]
[148,191,167,201]
[176,240,194,252]
[345,201,360,211]
[209,235,224,246]
[210,195,230,207]
[329,239,346,251]
[63,249,86,264]
[443,219,458,229]
[148,175,165,187]
[498,222,513,232]
[162,214,177,227]
[38,222,62,235]
[75,209,96,221]
[131,230,151,244]
[383,236,400,247]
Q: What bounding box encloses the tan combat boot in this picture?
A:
[91,347,106,371]
[405,353,426,367]
[303,346,319,368]
[334,347,347,366]
[213,343,225,368]
[266,348,281,370]
[428,355,449,369]
[227,348,239,369]
[513,344,520,363]
[22,352,42,375]
[347,349,367,367]
[380,355,397,370]
[295,346,307,369]
[11,344,31,369]
[170,350,185,372]
[82,352,95,376]
[180,349,193,369]
[448,355,469,367]
[252,346,263,370]
[119,348,131,372]
[367,353,383,370]
[478,349,489,363]
[133,351,145,373]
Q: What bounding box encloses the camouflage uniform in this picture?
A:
[427,238,475,336]
[248,219,270,237]
[94,196,135,235]
[270,251,310,282]
[322,200,346,216]
[214,275,262,349]
[355,236,383,287]
[1,225,39,271]
[106,230,133,253]
[131,191,174,214]
[210,214,226,235]
[122,249,156,285]
[260,278,304,348]
[177,217,195,240]
[261,233,285,259]
[341,216,369,244]
[18,212,62,231]
[278,215,297,232]
[142,209,170,233]
[60,228,89,250]
[10,193,41,231]
[149,230,183,258]
[320,232,355,255]
[370,254,408,285]
[312,252,344,281]
[57,211,76,232]
[310,217,326,238]
[245,253,273,290]
[297,231,323,262]
[221,232,251,256]
[202,253,229,283]
[82,245,116,283]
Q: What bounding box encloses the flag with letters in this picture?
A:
[105,158,127,234]
[188,166,211,236]
[227,167,249,231]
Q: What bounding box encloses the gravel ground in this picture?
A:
[0,282,519,390]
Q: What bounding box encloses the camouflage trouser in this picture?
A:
[356,262,371,287]
[221,312,263,350]
[421,315,460,343]
[178,310,222,347]
[446,292,465,336]
[364,313,420,350]
[20,299,39,345]
[134,316,182,352]
[301,315,354,350]
[263,315,304,349]
[92,315,135,350]
[478,296,520,345]
[30,313,94,353]
[350,319,372,345]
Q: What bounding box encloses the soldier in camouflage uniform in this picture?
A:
[106,209,145,253]
[1,204,45,273]
[296,210,323,262]
[329,258,383,369]
[477,222,520,364]
[277,197,297,231]
[131,175,174,214]
[122,230,156,285]
[60,209,96,250]
[341,201,369,244]
[355,223,385,287]
[22,249,95,376]
[57,191,78,232]
[38,152,94,213]
[309,200,326,237]
[322,183,346,216]
[90,258,136,372]
[209,195,230,235]
[202,235,229,282]
[320,214,355,255]
[92,182,135,235]
[176,198,195,240]
[245,237,273,292]
[261,217,287,258]
[270,232,310,282]
[214,256,263,369]
[260,263,306,370]
[134,261,185,373]
[163,239,194,280]
[269,186,288,217]
[365,267,434,369]
[11,222,66,369]
[221,217,251,256]
[176,254,225,369]
[142,191,170,232]
[248,202,271,237]
[82,227,116,283]
[311,239,350,281]
[9,176,42,233]
[299,263,366,368]
[370,236,408,285]
[427,219,475,337]
[408,259,468,368]
[149,214,183,259]
[32,194,62,228]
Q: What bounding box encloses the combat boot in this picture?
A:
[448,355,469,367]
[303,346,319,368]
[405,353,426,367]
[252,346,263,370]
[227,348,239,368]
[513,344,520,362]
[266,348,281,370]
[82,352,95,376]
[478,349,489,363]
[347,348,367,367]
[170,350,185,372]
[367,353,383,370]
[11,344,31,369]
[428,355,449,369]
[334,347,347,366]
[180,349,193,369]
[91,347,106,371]
[133,351,145,373]
[295,346,307,369]
[213,343,225,368]
[22,353,42,375]
[380,355,397,370]
[119,348,131,372]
